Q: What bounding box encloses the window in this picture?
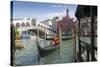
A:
[38,24,40,26]
[16,23,20,28]
[31,19,36,26]
[21,22,25,27]
[26,22,30,26]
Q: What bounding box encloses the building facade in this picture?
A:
[57,9,75,35]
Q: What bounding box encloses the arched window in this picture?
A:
[26,22,30,26]
[31,19,36,26]
[16,23,20,28]
[41,25,43,28]
[21,22,25,27]
[38,24,40,26]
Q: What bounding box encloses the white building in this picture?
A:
[40,19,53,27]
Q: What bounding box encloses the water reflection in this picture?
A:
[15,36,75,66]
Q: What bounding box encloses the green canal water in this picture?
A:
[14,38,75,66]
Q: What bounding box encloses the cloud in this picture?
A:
[50,5,67,8]
[37,10,77,22]
[47,11,66,19]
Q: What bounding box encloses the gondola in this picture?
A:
[37,44,59,57]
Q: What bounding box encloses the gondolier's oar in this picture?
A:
[58,28,62,60]
[36,28,40,64]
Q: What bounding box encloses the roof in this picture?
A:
[75,5,97,19]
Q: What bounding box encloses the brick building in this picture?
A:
[57,9,75,35]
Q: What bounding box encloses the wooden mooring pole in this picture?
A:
[78,18,82,62]
[72,24,77,62]
[90,6,96,61]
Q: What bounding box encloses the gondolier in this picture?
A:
[50,35,60,47]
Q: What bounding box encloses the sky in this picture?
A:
[11,1,77,22]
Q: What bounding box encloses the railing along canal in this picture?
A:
[77,40,97,62]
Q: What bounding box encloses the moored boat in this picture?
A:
[15,40,25,50]
[37,44,59,57]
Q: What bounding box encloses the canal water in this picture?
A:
[14,37,75,66]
